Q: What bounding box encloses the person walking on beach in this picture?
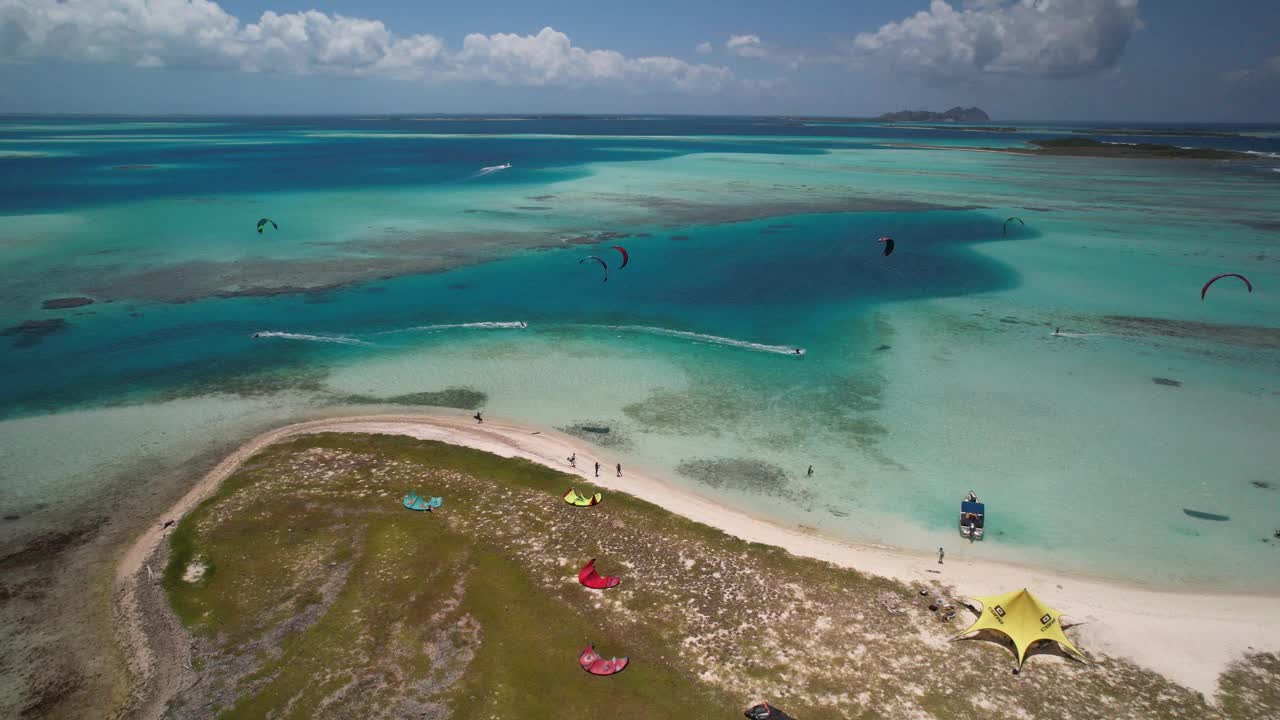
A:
[594,461,600,478]
[473,411,483,424]
[568,453,576,468]
[616,463,622,478]
[807,465,814,477]
[938,547,945,564]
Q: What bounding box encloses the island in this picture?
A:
[108,417,1280,719]
[876,106,990,123]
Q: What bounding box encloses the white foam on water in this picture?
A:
[253,331,371,346]
[468,163,512,179]
[376,321,527,335]
[584,324,805,356]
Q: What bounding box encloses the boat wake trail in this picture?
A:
[468,163,512,179]
[1051,331,1111,339]
[376,321,527,336]
[253,331,372,346]
[590,325,805,356]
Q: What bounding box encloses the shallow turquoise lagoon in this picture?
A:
[1,115,1277,589]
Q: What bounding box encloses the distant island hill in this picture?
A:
[778,107,993,123]
[875,106,991,123]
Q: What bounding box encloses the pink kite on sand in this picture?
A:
[578,559,621,589]
[578,645,629,676]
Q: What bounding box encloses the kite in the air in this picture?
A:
[1003,217,1024,236]
[878,237,895,256]
[1200,273,1252,300]
[580,255,608,282]
[611,245,629,269]
[257,218,278,234]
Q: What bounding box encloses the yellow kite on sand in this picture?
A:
[563,488,602,507]
[952,588,1086,669]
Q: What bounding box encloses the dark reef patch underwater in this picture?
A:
[558,421,633,450]
[0,204,1024,422]
[333,387,487,410]
[676,456,814,506]
[2,319,68,348]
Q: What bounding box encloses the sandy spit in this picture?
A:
[114,412,1280,714]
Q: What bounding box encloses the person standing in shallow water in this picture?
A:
[616,463,622,478]
[807,465,814,477]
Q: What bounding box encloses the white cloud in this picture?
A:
[695,41,712,56]
[448,27,733,93]
[726,34,768,59]
[853,0,1143,81]
[1224,55,1280,84]
[724,33,810,69]
[0,1,733,94]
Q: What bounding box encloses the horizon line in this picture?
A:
[1,111,1276,126]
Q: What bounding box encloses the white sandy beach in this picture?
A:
[116,412,1280,701]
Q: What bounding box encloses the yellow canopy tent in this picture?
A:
[952,588,1086,668]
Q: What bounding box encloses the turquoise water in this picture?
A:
[1,116,1278,589]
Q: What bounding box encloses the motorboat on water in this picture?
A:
[960,491,985,541]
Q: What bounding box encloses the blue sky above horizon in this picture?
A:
[0,0,1277,121]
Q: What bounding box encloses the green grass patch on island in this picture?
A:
[162,434,1280,719]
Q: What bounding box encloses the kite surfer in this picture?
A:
[807,465,814,477]
[1052,327,1061,337]
[251,333,261,339]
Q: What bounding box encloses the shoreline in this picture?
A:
[115,412,1280,707]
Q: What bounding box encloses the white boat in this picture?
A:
[960,495,985,541]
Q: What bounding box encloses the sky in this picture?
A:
[0,0,1277,121]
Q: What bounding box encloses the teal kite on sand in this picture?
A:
[403,491,442,511]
